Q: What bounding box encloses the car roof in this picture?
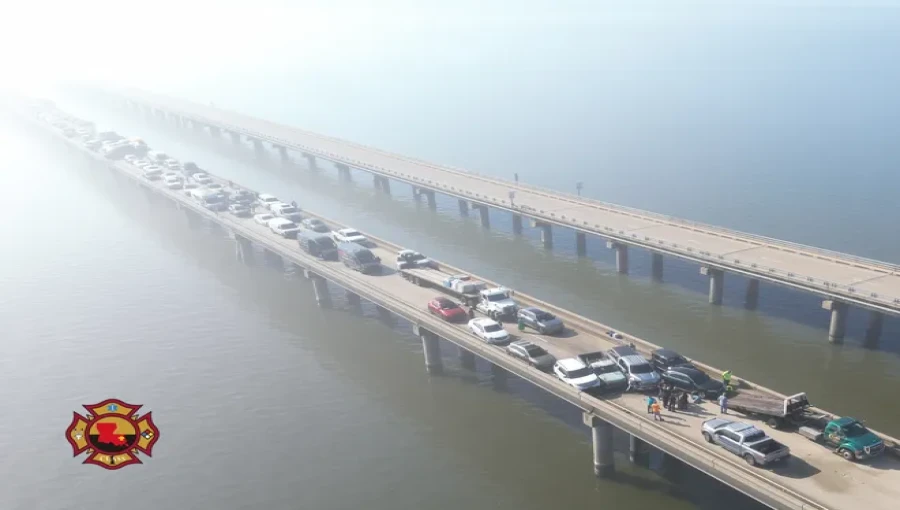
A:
[667,366,704,377]
[472,317,500,327]
[610,345,639,355]
[557,358,588,370]
[619,354,650,366]
[652,348,683,359]
[339,228,361,233]
[258,193,277,199]
[522,306,544,313]
[268,217,293,225]
[255,213,273,217]
[510,339,534,348]
[724,422,759,435]
[433,296,454,304]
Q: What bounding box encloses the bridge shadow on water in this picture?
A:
[35,126,767,510]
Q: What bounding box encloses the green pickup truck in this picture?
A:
[799,416,885,461]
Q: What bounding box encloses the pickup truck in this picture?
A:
[701,419,791,467]
[576,351,628,392]
[474,287,518,322]
[396,249,437,270]
[798,416,885,461]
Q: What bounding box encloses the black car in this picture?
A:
[650,348,694,373]
[660,366,724,398]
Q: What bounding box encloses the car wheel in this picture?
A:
[743,454,757,467]
[839,448,856,461]
[702,432,713,443]
[766,418,780,429]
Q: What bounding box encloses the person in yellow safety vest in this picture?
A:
[722,370,733,392]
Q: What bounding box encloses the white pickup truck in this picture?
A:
[474,288,519,322]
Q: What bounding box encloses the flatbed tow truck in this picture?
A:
[400,269,486,306]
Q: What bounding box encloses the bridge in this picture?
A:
[18,98,900,510]
[77,86,900,346]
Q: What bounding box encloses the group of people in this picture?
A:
[646,383,693,421]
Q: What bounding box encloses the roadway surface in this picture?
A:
[110,87,900,315]
[28,103,900,510]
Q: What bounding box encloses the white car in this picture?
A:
[164,159,180,170]
[331,228,367,244]
[271,203,303,222]
[192,172,212,185]
[134,160,151,169]
[267,218,302,238]
[142,165,163,180]
[396,249,435,269]
[468,318,511,346]
[254,213,275,225]
[206,182,224,190]
[163,174,183,189]
[124,155,138,164]
[553,358,602,391]
[257,194,281,210]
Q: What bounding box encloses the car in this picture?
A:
[506,340,556,371]
[607,346,660,392]
[228,203,252,217]
[553,358,602,391]
[192,172,212,185]
[257,194,281,210]
[229,189,255,204]
[164,159,180,170]
[182,162,199,173]
[123,155,138,163]
[267,218,302,238]
[301,218,330,233]
[396,249,436,269]
[650,348,695,373]
[254,213,275,225]
[272,203,303,222]
[142,165,163,180]
[182,182,200,195]
[206,182,224,190]
[468,318,511,345]
[134,159,151,169]
[516,307,564,335]
[163,174,183,189]
[332,228,368,244]
[661,366,725,398]
[427,296,466,322]
[701,419,790,467]
[576,352,628,392]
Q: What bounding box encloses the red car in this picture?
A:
[427,296,466,322]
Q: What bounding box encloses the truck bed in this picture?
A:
[400,267,480,304]
[729,393,787,417]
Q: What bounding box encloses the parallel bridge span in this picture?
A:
[84,86,900,344]
[18,98,900,510]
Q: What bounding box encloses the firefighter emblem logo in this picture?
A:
[65,398,160,470]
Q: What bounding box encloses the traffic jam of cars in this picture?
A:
[48,110,889,469]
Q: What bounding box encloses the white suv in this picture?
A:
[553,358,602,391]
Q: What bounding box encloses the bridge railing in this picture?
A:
[123,97,900,310]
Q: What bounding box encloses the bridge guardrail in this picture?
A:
[117,95,900,312]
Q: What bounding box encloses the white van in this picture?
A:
[189,188,227,211]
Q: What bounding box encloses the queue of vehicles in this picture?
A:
[49,111,890,468]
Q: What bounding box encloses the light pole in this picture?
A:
[576,182,583,196]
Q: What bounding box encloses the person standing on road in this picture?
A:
[651,401,663,421]
[718,393,729,414]
[722,370,732,389]
[514,172,519,184]
[646,395,656,414]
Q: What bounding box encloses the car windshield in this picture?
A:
[439,301,456,310]
[743,431,766,443]
[315,238,336,249]
[263,197,278,202]
[630,363,653,374]
[843,422,869,437]
[408,253,425,261]
[205,195,224,204]
[281,222,298,229]
[482,324,502,333]
[486,293,508,302]
[595,364,620,375]
[309,220,324,226]
[260,215,273,220]
[535,311,555,321]
[568,367,593,379]
[691,371,711,384]
[524,346,547,357]
[355,251,375,263]
[280,207,298,214]
[343,230,362,238]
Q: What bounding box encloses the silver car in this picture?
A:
[506,340,556,371]
[517,307,564,335]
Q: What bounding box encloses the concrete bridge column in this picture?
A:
[251,138,264,154]
[230,132,241,144]
[304,269,332,308]
[275,145,288,161]
[377,305,395,326]
[865,311,884,346]
[418,329,443,375]
[651,253,663,281]
[531,220,553,249]
[576,232,587,256]
[490,363,507,387]
[303,153,317,170]
[629,435,646,464]
[209,126,220,137]
[607,242,629,274]
[458,199,469,217]
[701,266,725,305]
[459,346,476,370]
[822,300,848,343]
[373,175,391,195]
[584,413,614,477]
[413,188,436,210]
[472,204,490,228]
[745,279,760,310]
[335,163,352,181]
[346,290,362,312]
[511,214,523,235]
[192,120,204,132]
[233,233,253,264]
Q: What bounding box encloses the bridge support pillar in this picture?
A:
[629,435,647,464]
[303,153,317,170]
[413,188,436,210]
[233,233,253,264]
[417,329,443,375]
[304,270,332,308]
[865,310,884,347]
[651,253,663,281]
[607,242,628,274]
[458,199,469,217]
[822,300,848,344]
[346,290,362,311]
[252,138,264,154]
[472,204,490,228]
[230,132,241,144]
[584,414,614,477]
[701,266,725,305]
[209,126,220,137]
[335,163,352,181]
[490,362,507,387]
[745,279,760,310]
[275,145,288,161]
[531,220,553,249]
[511,214,523,235]
[459,346,476,370]
[576,232,587,256]
[377,305,395,325]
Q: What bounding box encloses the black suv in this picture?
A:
[650,348,694,373]
[660,366,725,398]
